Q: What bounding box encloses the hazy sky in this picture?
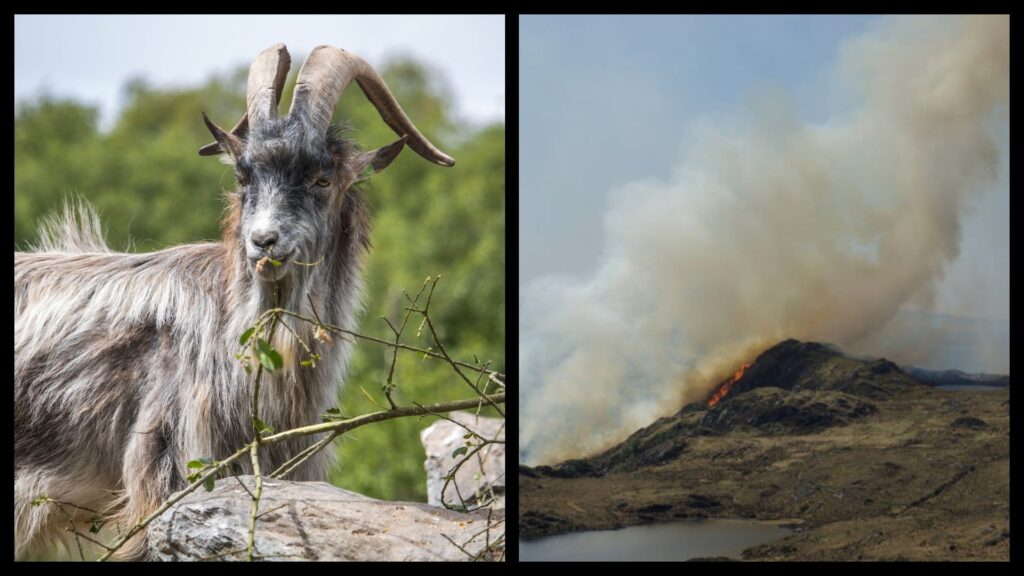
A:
[15,15,505,130]
[520,15,1009,322]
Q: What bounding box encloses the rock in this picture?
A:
[951,417,988,430]
[421,411,505,509]
[147,477,503,561]
[686,494,723,509]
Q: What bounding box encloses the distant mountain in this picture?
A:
[858,309,1009,374]
[903,366,1009,388]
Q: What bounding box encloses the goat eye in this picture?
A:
[316,177,331,188]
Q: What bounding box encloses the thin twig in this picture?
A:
[254,503,288,520]
[441,534,477,560]
[379,277,431,409]
[258,394,505,446]
[277,315,314,358]
[251,288,281,440]
[414,278,504,417]
[246,442,263,561]
[253,307,503,380]
[234,475,255,500]
[64,526,114,551]
[269,430,341,480]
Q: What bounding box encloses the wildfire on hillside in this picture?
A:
[708,364,750,408]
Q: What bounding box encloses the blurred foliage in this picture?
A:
[14,56,504,502]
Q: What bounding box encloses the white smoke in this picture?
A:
[520,15,1009,465]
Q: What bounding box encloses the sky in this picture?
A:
[15,15,505,130]
[519,15,1009,323]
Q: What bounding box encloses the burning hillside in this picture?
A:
[707,364,750,407]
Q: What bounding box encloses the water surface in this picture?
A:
[520,518,792,561]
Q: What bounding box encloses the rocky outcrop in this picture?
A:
[147,477,503,561]
[727,339,928,400]
[421,411,505,509]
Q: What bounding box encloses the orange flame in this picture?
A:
[707,363,750,408]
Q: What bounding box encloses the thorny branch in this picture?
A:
[77,275,505,561]
[93,394,503,561]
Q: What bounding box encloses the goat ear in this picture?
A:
[200,112,245,160]
[352,135,408,178]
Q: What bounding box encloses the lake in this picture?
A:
[519,518,793,562]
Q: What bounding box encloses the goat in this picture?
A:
[14,43,454,560]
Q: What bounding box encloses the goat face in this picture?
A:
[199,44,453,283]
[231,120,405,282]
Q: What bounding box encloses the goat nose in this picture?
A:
[251,230,279,250]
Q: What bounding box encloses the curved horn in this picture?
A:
[199,43,290,157]
[246,43,291,127]
[288,45,454,167]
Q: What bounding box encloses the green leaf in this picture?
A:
[256,338,283,372]
[239,327,256,346]
[188,456,215,469]
[320,407,344,422]
[252,418,275,434]
[203,477,215,492]
[268,258,282,267]
[452,446,468,458]
[301,352,321,368]
[31,495,50,506]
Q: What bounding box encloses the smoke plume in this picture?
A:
[520,15,1008,465]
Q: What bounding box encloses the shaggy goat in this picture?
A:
[14,43,454,559]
